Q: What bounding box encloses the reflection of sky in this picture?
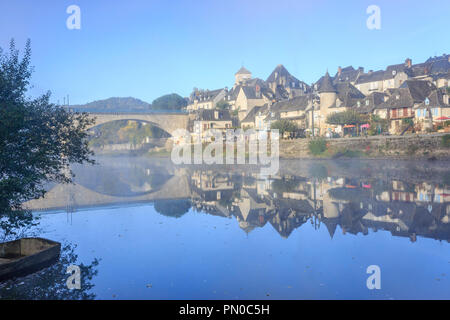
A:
[39,205,449,300]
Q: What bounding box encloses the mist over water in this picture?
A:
[2,156,449,299]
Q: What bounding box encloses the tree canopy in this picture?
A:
[216,100,230,110]
[270,119,299,136]
[0,40,95,240]
[326,110,365,126]
[151,93,187,111]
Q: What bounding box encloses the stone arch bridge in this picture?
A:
[86,113,190,136]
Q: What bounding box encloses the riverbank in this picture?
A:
[140,133,450,160]
[280,133,450,160]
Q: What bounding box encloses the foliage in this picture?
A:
[308,137,327,156]
[270,119,299,136]
[442,134,450,148]
[332,148,365,158]
[154,199,191,218]
[216,100,230,110]
[0,243,99,300]
[70,97,151,113]
[89,120,169,147]
[271,178,299,194]
[368,114,389,135]
[309,163,328,181]
[151,93,187,111]
[326,110,365,126]
[0,39,94,239]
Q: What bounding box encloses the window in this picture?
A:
[433,108,438,116]
[402,107,408,116]
[417,109,421,117]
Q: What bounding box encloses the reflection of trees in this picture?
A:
[0,243,99,300]
[154,199,191,218]
[308,163,328,182]
[271,178,300,194]
[328,187,372,202]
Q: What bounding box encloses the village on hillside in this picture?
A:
[185,55,450,140]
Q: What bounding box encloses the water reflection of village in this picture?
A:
[188,169,450,242]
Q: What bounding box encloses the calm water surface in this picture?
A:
[1,157,449,299]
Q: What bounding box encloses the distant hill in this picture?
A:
[70,94,187,113]
[151,93,187,111]
[70,97,151,113]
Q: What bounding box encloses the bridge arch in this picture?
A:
[86,113,189,136]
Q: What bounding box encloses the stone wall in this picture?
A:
[280,134,450,159]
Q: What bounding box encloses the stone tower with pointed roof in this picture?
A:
[318,71,338,119]
[235,66,252,86]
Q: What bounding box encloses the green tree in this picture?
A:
[326,110,364,126]
[326,110,366,136]
[0,243,99,300]
[0,40,95,239]
[368,114,389,135]
[151,93,187,111]
[216,100,230,110]
[271,119,299,137]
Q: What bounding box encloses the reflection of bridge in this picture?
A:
[87,113,189,135]
[25,174,191,211]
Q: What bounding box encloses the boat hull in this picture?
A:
[0,238,61,281]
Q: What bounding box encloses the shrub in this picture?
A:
[407,144,419,155]
[442,134,450,148]
[308,138,327,155]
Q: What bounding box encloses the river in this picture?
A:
[0,156,449,299]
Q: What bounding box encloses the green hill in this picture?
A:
[70,94,187,113]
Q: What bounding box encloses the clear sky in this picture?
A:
[1,0,449,105]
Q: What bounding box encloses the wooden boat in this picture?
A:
[0,238,61,281]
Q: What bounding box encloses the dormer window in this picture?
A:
[366,100,369,106]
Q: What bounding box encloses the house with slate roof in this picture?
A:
[333,66,364,85]
[186,88,227,112]
[191,109,232,142]
[312,71,366,135]
[373,80,448,134]
[266,64,310,98]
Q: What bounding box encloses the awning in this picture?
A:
[435,116,450,121]
[343,125,355,128]
[360,123,370,129]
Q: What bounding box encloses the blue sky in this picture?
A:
[1,0,449,105]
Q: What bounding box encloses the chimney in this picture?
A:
[405,58,412,68]
[338,66,342,76]
[368,70,373,75]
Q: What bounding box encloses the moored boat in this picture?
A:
[0,238,61,281]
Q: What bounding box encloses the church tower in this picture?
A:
[235,66,252,86]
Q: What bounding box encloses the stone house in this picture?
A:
[414,87,450,132]
[266,64,310,98]
[333,66,364,85]
[191,109,232,142]
[186,88,227,112]
[311,72,366,135]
